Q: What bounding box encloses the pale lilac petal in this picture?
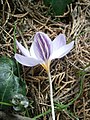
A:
[16,40,30,57]
[30,42,37,59]
[49,41,74,60]
[33,32,52,61]
[52,34,66,51]
[15,54,43,66]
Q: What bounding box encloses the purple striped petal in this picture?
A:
[52,34,66,51]
[15,54,43,66]
[49,41,74,60]
[16,40,30,57]
[33,32,52,61]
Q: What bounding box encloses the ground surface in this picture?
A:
[0,0,90,119]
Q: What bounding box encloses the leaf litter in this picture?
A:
[0,0,90,119]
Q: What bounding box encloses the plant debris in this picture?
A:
[0,0,90,119]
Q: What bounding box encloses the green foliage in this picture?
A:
[43,0,52,6]
[43,0,74,15]
[0,56,27,109]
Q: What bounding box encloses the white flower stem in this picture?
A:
[47,70,55,120]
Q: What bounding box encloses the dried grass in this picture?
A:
[0,0,90,119]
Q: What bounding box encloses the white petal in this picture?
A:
[16,40,30,57]
[49,41,74,60]
[52,34,66,51]
[30,42,37,59]
[15,54,43,66]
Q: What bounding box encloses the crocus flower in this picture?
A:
[15,31,74,120]
[15,32,74,71]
